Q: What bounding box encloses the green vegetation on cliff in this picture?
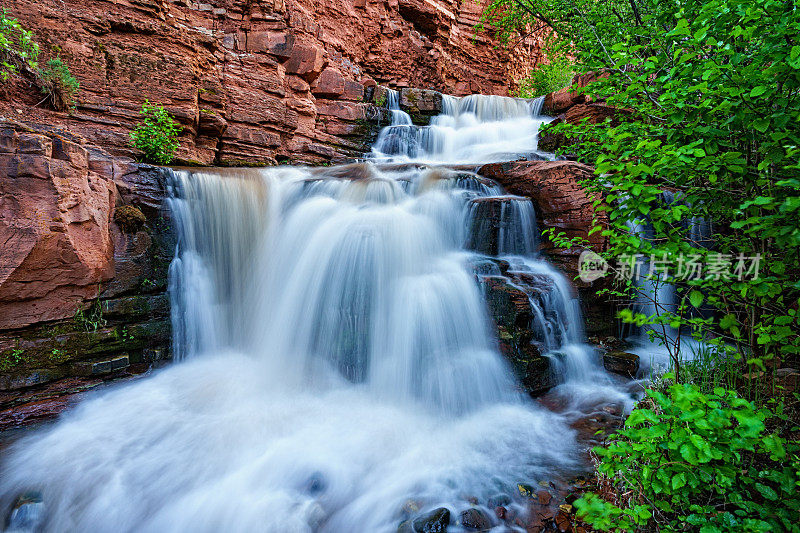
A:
[130,100,182,165]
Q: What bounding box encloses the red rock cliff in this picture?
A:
[1,0,540,165]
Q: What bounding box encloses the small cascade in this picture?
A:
[371,93,553,163]
[624,191,715,372]
[384,88,413,126]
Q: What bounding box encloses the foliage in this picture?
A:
[515,53,573,98]
[130,100,182,165]
[483,0,800,380]
[575,381,800,532]
[0,348,25,372]
[0,8,38,81]
[38,57,79,110]
[74,300,107,333]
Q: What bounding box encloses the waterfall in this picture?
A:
[0,92,624,532]
[624,192,715,373]
[371,93,552,163]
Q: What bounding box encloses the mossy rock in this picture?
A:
[114,205,147,233]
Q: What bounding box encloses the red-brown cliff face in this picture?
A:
[1,0,541,165]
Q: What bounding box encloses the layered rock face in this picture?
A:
[0,120,172,425]
[2,0,540,165]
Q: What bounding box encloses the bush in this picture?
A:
[38,57,79,110]
[515,56,573,99]
[575,381,800,532]
[130,100,182,165]
[0,8,38,81]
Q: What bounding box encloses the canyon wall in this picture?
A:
[1,0,542,165]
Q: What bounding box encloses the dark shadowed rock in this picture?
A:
[398,507,451,533]
[459,507,492,531]
[603,351,640,377]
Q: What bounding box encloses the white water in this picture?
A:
[1,94,631,532]
[372,93,552,164]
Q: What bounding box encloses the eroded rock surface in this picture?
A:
[0,120,172,422]
[2,0,542,165]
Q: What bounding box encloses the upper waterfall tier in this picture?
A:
[371,93,552,164]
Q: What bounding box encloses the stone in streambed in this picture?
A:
[459,507,492,531]
[6,491,45,532]
[602,351,640,377]
[398,507,451,533]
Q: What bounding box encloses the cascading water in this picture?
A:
[372,93,552,163]
[0,93,629,532]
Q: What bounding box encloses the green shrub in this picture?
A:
[130,100,182,165]
[575,381,800,532]
[0,8,38,81]
[515,56,573,98]
[38,57,79,110]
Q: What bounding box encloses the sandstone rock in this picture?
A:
[543,86,584,116]
[2,0,542,165]
[0,123,115,330]
[603,351,640,377]
[539,103,629,153]
[285,44,327,81]
[198,110,228,137]
[312,67,347,98]
[400,87,443,118]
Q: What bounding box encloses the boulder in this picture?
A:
[400,88,443,119]
[459,507,492,531]
[399,507,451,533]
[603,351,640,377]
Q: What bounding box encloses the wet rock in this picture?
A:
[398,507,451,533]
[305,472,326,495]
[536,490,552,505]
[487,493,511,509]
[400,88,443,121]
[603,351,640,377]
[459,507,491,531]
[517,483,535,497]
[6,491,45,532]
[493,506,507,520]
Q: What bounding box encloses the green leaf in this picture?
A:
[690,290,704,308]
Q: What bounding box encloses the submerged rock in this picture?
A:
[6,491,45,532]
[398,507,451,533]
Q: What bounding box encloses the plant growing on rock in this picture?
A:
[130,100,182,165]
[38,57,79,110]
[0,8,38,81]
